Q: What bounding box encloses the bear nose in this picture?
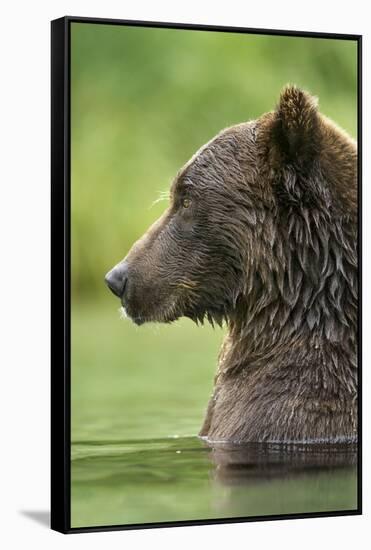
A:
[105,261,129,298]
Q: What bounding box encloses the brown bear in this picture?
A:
[105,86,358,444]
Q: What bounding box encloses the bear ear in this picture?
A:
[270,85,320,167]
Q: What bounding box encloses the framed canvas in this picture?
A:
[51,16,362,533]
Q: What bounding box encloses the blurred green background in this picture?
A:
[70,22,357,528]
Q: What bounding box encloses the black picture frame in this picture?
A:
[51,15,362,534]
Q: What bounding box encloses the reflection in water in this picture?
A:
[207,441,357,485]
[71,436,358,528]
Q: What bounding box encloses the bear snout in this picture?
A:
[105,261,129,298]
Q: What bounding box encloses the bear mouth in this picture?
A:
[119,305,145,325]
[119,303,181,326]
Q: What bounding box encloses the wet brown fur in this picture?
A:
[110,86,357,443]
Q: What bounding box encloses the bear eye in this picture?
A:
[182,198,192,209]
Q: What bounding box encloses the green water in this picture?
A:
[71,302,358,528]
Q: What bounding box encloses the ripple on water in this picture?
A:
[71,436,358,528]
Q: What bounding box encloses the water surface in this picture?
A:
[71,436,357,528]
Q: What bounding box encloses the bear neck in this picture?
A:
[225,208,357,372]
